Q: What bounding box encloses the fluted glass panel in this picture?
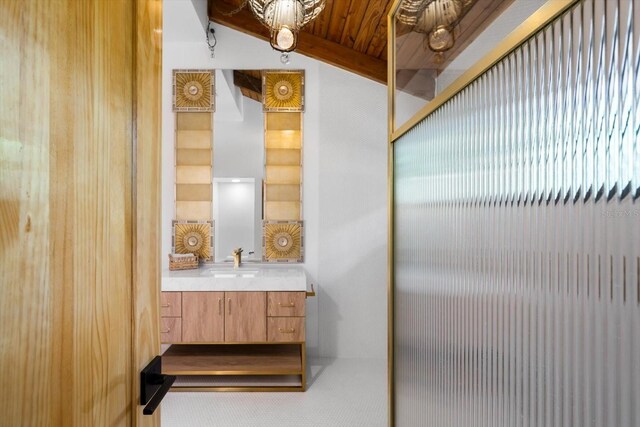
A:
[393,0,640,426]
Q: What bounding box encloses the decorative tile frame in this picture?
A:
[172,220,214,263]
[262,220,303,262]
[172,69,215,112]
[262,70,304,112]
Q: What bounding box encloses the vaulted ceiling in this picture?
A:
[210,0,513,92]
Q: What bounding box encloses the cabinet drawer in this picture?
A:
[268,317,305,343]
[161,317,182,343]
[267,292,305,317]
[161,292,182,317]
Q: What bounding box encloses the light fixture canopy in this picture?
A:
[249,0,325,53]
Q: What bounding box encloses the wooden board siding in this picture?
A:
[0,0,162,425]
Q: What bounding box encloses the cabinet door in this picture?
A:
[225,291,266,342]
[182,292,225,342]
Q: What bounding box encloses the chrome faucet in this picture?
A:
[232,248,243,268]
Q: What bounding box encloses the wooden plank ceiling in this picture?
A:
[210,0,393,83]
[210,0,512,95]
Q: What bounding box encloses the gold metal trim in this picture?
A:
[387,110,396,427]
[278,302,296,307]
[170,386,304,393]
[390,0,581,143]
[300,343,307,391]
[305,284,316,298]
[387,4,401,426]
[388,0,403,139]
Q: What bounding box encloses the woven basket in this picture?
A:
[168,253,199,271]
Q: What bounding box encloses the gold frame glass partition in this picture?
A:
[387,1,584,426]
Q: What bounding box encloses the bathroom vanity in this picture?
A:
[160,265,312,391]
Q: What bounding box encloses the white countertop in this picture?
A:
[161,264,307,292]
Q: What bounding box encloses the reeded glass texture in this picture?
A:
[393,0,640,425]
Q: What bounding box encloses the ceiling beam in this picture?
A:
[233,70,263,101]
[208,2,388,84]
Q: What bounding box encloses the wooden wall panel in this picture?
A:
[176,112,212,130]
[266,149,301,166]
[264,201,302,221]
[176,148,212,165]
[176,130,212,149]
[262,106,303,260]
[265,166,302,185]
[0,0,162,425]
[176,184,213,201]
[174,112,212,223]
[265,131,302,149]
[176,165,212,183]
[176,201,212,221]
[265,113,301,130]
[264,184,301,202]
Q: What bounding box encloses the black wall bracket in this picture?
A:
[140,356,176,415]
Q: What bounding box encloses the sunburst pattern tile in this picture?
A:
[263,71,304,112]
[263,220,303,262]
[173,70,215,112]
[172,220,214,262]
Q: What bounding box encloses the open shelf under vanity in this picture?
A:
[162,343,306,392]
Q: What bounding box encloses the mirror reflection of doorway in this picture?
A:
[213,178,258,262]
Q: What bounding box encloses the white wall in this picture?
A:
[316,64,389,358]
[163,0,388,359]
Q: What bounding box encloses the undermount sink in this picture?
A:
[202,268,259,277]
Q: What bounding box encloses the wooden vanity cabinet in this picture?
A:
[161,289,308,391]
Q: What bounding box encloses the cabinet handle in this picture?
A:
[228,298,231,314]
[278,301,295,308]
[161,328,170,334]
[278,328,295,334]
[161,303,171,308]
[218,298,222,315]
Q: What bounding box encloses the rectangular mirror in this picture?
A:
[212,70,264,263]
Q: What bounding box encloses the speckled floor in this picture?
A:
[161,358,387,427]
